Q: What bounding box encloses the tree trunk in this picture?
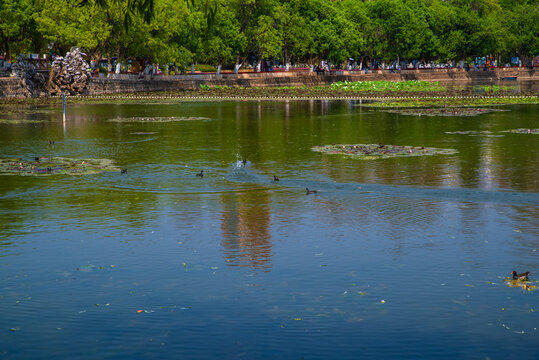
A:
[234,54,240,74]
[283,40,288,67]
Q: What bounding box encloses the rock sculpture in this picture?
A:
[11,54,46,97]
[49,47,91,95]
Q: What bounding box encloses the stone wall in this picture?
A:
[0,77,34,99]
[1,67,537,99]
[84,67,538,95]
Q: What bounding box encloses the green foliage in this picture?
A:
[34,0,111,54]
[1,0,537,66]
[330,81,445,92]
[0,0,38,57]
[194,64,216,72]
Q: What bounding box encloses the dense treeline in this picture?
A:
[0,0,537,69]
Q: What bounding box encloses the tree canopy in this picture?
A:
[1,0,537,68]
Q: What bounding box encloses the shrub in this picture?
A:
[194,64,216,73]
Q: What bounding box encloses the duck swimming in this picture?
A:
[512,271,530,281]
[273,175,279,181]
[306,188,318,195]
[196,170,204,178]
[121,169,128,174]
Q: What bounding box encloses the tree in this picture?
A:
[0,0,37,59]
[255,15,281,60]
[34,0,112,58]
[338,0,369,67]
[79,0,155,29]
[199,2,246,72]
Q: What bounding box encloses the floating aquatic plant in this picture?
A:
[0,118,48,124]
[108,116,210,123]
[380,108,503,116]
[445,130,496,135]
[473,85,516,93]
[500,128,538,134]
[0,157,120,176]
[504,278,537,291]
[444,130,504,137]
[312,144,458,160]
[330,80,445,92]
[365,96,538,108]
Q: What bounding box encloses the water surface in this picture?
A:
[0,100,537,359]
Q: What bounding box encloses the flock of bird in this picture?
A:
[117,161,533,281]
[119,159,321,195]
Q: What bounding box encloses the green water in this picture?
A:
[0,100,537,359]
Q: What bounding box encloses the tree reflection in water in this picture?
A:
[220,190,272,270]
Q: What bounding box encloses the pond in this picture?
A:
[0,100,537,359]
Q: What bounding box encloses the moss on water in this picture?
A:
[312,144,458,160]
[0,119,48,124]
[0,157,120,176]
[364,96,538,108]
[380,108,505,116]
[108,116,210,123]
[500,128,538,134]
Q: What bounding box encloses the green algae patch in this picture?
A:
[445,130,496,135]
[500,128,538,134]
[0,118,49,124]
[0,157,121,176]
[108,116,210,123]
[381,107,503,117]
[444,130,504,137]
[364,96,538,108]
[312,144,458,160]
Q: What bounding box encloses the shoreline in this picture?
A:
[1,67,537,101]
[1,92,537,108]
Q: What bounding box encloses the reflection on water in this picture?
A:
[221,190,272,270]
[0,98,537,359]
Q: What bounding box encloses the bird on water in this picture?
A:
[273,175,279,181]
[511,271,530,281]
[306,188,318,195]
[196,170,204,178]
